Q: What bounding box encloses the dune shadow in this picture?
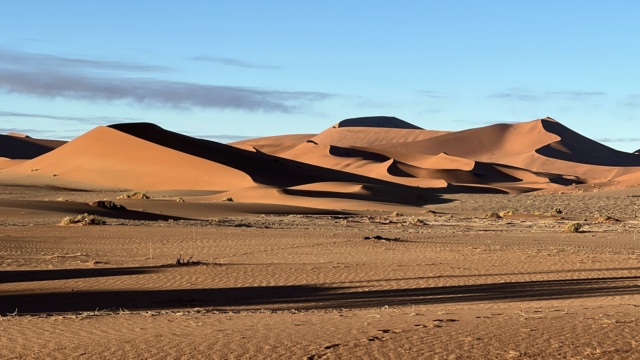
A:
[0,200,198,221]
[0,266,162,284]
[2,270,640,314]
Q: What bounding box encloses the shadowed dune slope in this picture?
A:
[104,123,441,192]
[4,126,255,190]
[374,119,559,161]
[230,133,315,155]
[536,119,640,166]
[0,134,66,159]
[2,117,639,198]
[310,117,448,148]
[335,116,424,129]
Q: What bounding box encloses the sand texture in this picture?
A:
[1,116,640,358]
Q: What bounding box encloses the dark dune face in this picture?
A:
[335,116,423,130]
[0,134,66,159]
[2,117,640,197]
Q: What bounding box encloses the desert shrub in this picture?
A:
[117,191,150,200]
[595,214,620,223]
[548,207,563,215]
[565,222,583,233]
[485,211,503,219]
[89,200,126,210]
[60,214,106,226]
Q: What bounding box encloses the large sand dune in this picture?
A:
[1,116,639,207]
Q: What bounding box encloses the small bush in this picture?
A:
[89,200,126,210]
[117,191,149,200]
[565,222,583,233]
[548,207,563,215]
[60,214,106,226]
[595,215,620,223]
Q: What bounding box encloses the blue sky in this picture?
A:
[1,1,639,151]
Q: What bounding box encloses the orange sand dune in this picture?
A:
[2,117,639,202]
[310,116,448,148]
[230,133,315,155]
[5,125,255,190]
[0,133,66,159]
[4,123,440,204]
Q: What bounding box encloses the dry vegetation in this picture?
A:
[60,213,107,226]
[117,191,150,200]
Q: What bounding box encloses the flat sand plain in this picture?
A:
[1,185,640,359]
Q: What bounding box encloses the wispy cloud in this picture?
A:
[192,56,278,69]
[595,137,640,143]
[0,48,332,112]
[419,90,447,99]
[0,110,141,125]
[0,68,332,112]
[198,134,255,143]
[488,88,542,102]
[489,88,605,102]
[452,119,516,126]
[0,69,333,112]
[547,91,606,101]
[622,94,640,108]
[0,127,51,137]
[0,48,171,73]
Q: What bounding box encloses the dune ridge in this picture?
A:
[1,116,639,207]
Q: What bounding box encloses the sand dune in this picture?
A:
[0,116,638,206]
[3,125,255,190]
[0,133,66,159]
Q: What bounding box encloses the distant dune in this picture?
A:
[1,116,639,207]
[0,133,65,159]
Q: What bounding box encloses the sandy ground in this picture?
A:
[0,185,639,359]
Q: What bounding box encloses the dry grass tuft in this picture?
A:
[565,222,583,233]
[89,200,126,210]
[60,214,107,226]
[117,191,150,200]
[548,207,563,215]
[595,214,620,223]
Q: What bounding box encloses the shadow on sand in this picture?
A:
[2,266,640,314]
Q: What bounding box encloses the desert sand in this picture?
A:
[1,117,640,359]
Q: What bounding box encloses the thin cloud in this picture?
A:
[547,90,606,101]
[192,56,278,69]
[622,94,640,108]
[0,110,142,125]
[595,137,640,143]
[0,127,51,137]
[419,90,447,99]
[0,48,171,73]
[453,119,516,126]
[489,88,605,102]
[0,69,333,112]
[198,134,255,143]
[488,89,541,102]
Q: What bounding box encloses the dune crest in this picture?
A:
[0,117,638,205]
[334,116,424,129]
